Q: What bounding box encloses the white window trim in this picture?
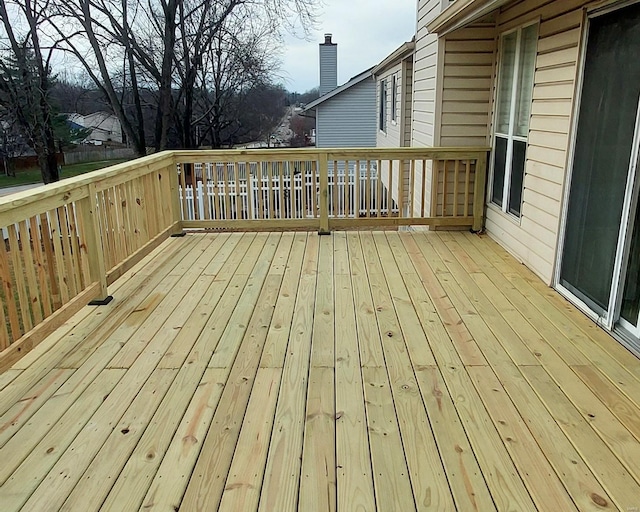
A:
[489,21,538,220]
[391,74,398,125]
[379,79,387,134]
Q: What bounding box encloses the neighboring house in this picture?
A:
[67,112,124,144]
[373,40,415,149]
[406,0,640,353]
[302,34,377,148]
[373,40,415,216]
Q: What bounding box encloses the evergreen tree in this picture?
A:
[0,0,60,184]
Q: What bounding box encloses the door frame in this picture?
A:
[554,0,640,339]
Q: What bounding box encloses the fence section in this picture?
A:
[0,146,488,365]
[174,147,488,231]
[0,152,177,364]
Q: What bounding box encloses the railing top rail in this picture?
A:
[0,151,174,222]
[173,146,491,163]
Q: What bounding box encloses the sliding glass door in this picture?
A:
[559,2,640,346]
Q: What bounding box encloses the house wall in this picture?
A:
[412,0,445,148]
[412,0,448,216]
[316,77,377,148]
[403,59,414,148]
[377,62,405,149]
[483,0,587,284]
[437,23,497,147]
[376,60,414,214]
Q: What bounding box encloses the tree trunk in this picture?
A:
[155,0,178,151]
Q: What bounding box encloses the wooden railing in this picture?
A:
[174,147,488,233]
[0,152,179,369]
[0,146,488,367]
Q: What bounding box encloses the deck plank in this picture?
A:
[400,233,538,511]
[369,232,455,511]
[334,233,376,512]
[466,366,579,511]
[179,234,285,510]
[0,369,125,509]
[137,367,226,511]
[218,367,282,512]
[522,365,640,511]
[258,235,319,512]
[1,231,639,512]
[57,369,178,512]
[299,235,336,511]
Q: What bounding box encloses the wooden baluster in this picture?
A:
[410,159,416,218]
[318,153,329,234]
[442,160,448,217]
[421,160,427,218]
[279,162,285,219]
[366,160,371,218]
[398,160,404,219]
[223,162,231,220]
[464,159,471,218]
[78,184,109,302]
[376,159,383,217]
[7,224,31,332]
[29,216,52,317]
[386,161,392,218]
[453,159,460,218]
[234,161,241,219]
[473,152,488,232]
[267,162,275,220]
[0,234,20,342]
[40,213,61,310]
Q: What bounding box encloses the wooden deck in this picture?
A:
[1,230,639,512]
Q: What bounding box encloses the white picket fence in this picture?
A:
[178,170,398,221]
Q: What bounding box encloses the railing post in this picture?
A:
[472,151,488,232]
[318,152,330,235]
[169,155,184,236]
[80,184,112,305]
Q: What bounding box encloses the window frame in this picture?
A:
[379,79,387,133]
[391,74,398,124]
[489,22,538,219]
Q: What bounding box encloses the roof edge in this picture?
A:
[302,69,374,111]
[427,0,512,34]
[372,41,416,76]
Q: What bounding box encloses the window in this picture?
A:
[379,79,387,132]
[491,23,537,217]
[391,75,398,123]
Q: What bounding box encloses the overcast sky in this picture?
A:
[280,0,417,93]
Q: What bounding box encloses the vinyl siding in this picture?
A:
[438,24,497,147]
[377,64,404,148]
[412,0,444,148]
[377,62,414,214]
[484,0,586,284]
[412,0,450,218]
[315,77,377,148]
[319,44,338,95]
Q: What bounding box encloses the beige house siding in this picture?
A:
[403,59,414,147]
[377,63,404,148]
[412,0,447,217]
[376,61,414,215]
[484,0,586,284]
[438,24,497,147]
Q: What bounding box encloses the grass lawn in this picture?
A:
[0,158,130,189]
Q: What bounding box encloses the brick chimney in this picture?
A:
[319,33,337,96]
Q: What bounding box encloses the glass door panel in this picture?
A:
[560,3,640,315]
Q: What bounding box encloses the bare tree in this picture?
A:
[50,0,317,152]
[0,0,60,183]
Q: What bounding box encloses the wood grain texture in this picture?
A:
[1,231,638,512]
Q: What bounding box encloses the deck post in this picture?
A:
[318,152,330,235]
[79,184,112,305]
[169,156,184,236]
[472,151,488,233]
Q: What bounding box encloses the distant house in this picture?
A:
[302,34,377,148]
[372,40,415,216]
[373,40,414,149]
[388,0,640,354]
[67,112,124,145]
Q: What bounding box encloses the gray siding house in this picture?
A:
[303,35,377,148]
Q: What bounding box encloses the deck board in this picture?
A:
[1,231,639,511]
